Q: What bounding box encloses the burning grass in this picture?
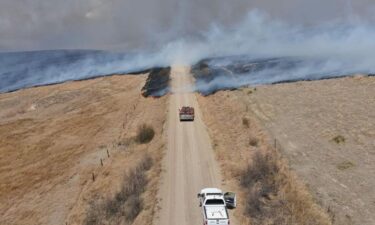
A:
[84,155,153,225]
[141,67,171,97]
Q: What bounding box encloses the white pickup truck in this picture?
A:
[197,188,237,225]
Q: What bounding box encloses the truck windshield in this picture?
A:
[205,199,225,205]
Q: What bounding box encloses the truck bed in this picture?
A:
[204,206,228,220]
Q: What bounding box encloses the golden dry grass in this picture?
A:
[0,74,168,225]
[197,89,331,225]
[238,76,375,225]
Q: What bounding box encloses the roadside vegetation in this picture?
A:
[84,155,153,225]
[241,150,331,225]
[332,135,345,144]
[136,124,155,144]
[249,136,259,147]
[337,161,355,170]
[242,117,250,128]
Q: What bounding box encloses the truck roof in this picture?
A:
[204,206,228,220]
[200,188,223,194]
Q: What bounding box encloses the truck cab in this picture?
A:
[179,106,195,121]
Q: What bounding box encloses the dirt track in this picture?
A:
[154,66,232,225]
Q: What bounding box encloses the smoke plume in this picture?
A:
[1,0,375,93]
[1,0,374,52]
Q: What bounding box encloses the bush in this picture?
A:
[337,161,355,170]
[138,155,154,171]
[244,184,287,224]
[249,136,259,147]
[332,135,345,144]
[84,156,153,225]
[241,151,284,224]
[123,195,143,221]
[136,124,155,144]
[241,150,331,225]
[242,117,250,128]
[84,202,103,225]
[241,151,279,188]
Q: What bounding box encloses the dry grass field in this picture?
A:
[0,74,167,225]
[1,70,373,225]
[197,75,374,225]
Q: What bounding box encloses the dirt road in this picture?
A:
[154,66,225,225]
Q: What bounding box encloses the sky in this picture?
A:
[0,0,375,52]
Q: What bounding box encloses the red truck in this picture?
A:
[179,106,195,121]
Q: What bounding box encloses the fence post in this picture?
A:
[92,173,95,181]
[107,149,110,158]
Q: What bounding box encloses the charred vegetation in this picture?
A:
[191,55,374,96]
[141,67,171,97]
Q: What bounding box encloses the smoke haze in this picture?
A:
[1,0,374,51]
[0,0,375,94]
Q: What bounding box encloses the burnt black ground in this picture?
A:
[141,67,171,97]
[1,51,373,97]
[191,55,374,95]
[0,50,166,94]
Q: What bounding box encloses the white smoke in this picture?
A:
[157,9,375,65]
[1,0,375,52]
[1,2,375,93]
[146,9,375,94]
